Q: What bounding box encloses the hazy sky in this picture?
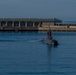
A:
[0,0,76,21]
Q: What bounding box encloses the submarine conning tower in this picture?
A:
[47,29,58,46]
[47,29,53,39]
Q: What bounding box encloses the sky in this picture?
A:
[0,0,76,21]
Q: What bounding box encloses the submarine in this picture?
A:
[42,29,58,46]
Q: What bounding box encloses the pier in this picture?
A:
[0,18,76,32]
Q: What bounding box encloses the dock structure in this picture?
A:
[0,18,76,32]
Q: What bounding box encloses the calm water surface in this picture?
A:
[0,32,76,75]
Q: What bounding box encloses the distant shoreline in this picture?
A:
[0,29,76,32]
[0,18,76,32]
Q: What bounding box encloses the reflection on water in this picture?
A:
[47,44,52,72]
[47,43,60,73]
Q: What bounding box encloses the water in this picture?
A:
[0,32,76,75]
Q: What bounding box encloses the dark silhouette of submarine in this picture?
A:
[42,29,58,46]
